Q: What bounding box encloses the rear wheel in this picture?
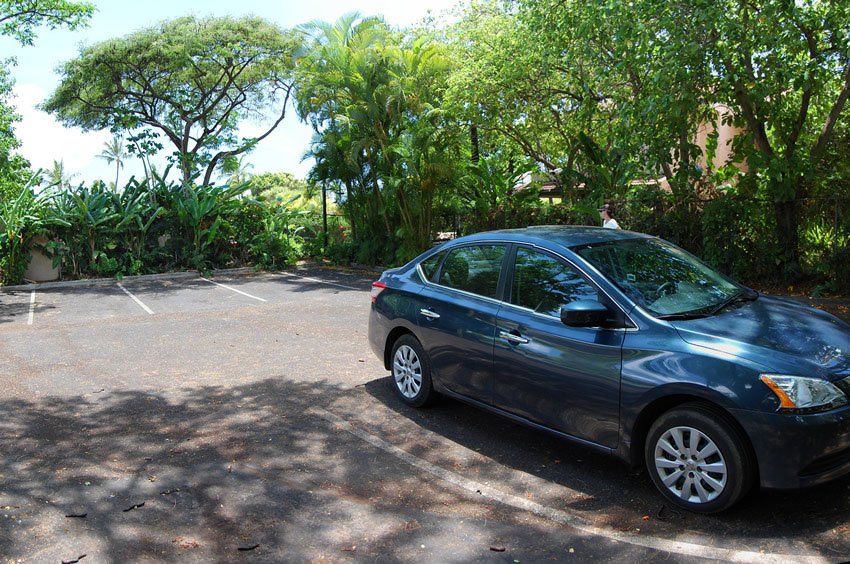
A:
[645,403,754,514]
[390,335,435,407]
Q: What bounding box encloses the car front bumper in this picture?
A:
[731,404,850,489]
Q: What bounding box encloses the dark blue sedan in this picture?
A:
[368,226,850,513]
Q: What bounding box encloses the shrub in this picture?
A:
[701,193,780,281]
[0,177,68,285]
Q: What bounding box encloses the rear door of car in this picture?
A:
[492,245,625,448]
[415,243,507,403]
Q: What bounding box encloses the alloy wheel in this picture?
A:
[654,425,728,504]
[393,344,422,399]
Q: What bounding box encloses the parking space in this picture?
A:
[27,284,151,325]
[0,267,848,561]
[117,276,266,315]
[0,288,34,325]
[0,269,374,328]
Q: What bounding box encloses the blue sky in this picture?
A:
[1,0,460,185]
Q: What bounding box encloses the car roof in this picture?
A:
[452,225,653,250]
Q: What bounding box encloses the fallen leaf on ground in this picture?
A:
[237,544,260,552]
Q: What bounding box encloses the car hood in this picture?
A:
[671,295,850,380]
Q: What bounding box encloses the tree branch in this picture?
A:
[203,85,293,186]
[812,62,850,159]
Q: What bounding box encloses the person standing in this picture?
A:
[598,203,620,229]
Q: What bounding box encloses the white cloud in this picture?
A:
[12,83,113,179]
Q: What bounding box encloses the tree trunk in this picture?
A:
[470,124,480,163]
[774,199,800,277]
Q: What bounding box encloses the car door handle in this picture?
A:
[499,330,529,344]
[419,308,441,319]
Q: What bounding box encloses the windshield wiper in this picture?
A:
[707,289,759,316]
[656,289,758,321]
[656,312,712,321]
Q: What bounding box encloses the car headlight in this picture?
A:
[760,374,849,413]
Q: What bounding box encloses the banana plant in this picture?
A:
[114,178,164,261]
[174,183,244,267]
[56,182,122,272]
[0,174,70,285]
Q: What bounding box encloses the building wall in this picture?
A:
[694,104,748,173]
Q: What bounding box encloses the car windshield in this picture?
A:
[574,238,742,317]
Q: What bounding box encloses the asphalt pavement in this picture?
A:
[0,267,848,562]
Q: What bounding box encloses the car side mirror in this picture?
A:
[560,300,610,328]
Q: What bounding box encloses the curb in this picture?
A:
[0,267,258,292]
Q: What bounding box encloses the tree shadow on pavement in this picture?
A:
[4,378,574,561]
[360,376,850,557]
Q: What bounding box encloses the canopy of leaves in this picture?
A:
[295,13,464,262]
[247,172,329,213]
[0,0,93,46]
[445,0,850,270]
[42,15,302,186]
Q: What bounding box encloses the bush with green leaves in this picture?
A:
[0,175,69,285]
[31,175,304,281]
[700,193,781,282]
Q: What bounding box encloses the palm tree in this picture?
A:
[216,154,254,187]
[48,159,77,189]
[98,135,127,191]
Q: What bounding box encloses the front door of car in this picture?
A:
[415,244,506,402]
[492,246,624,448]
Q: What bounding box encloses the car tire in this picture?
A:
[645,402,755,514]
[390,335,436,407]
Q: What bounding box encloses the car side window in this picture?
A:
[511,247,599,317]
[438,245,505,298]
[419,252,445,282]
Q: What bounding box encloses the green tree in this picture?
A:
[216,154,254,187]
[0,0,93,46]
[0,1,93,200]
[42,16,302,187]
[694,0,850,274]
[0,62,21,176]
[296,14,463,262]
[249,171,310,197]
[248,171,327,213]
[47,159,76,189]
[456,0,850,274]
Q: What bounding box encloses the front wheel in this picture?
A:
[645,403,755,514]
[390,335,436,407]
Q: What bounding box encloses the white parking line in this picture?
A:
[117,283,154,315]
[201,277,267,302]
[274,271,363,291]
[313,408,826,564]
[27,291,35,325]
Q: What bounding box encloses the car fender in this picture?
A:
[617,345,768,464]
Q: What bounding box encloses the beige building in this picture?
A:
[694,104,749,173]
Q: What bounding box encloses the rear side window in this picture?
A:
[438,245,505,298]
[419,252,445,282]
[511,247,598,317]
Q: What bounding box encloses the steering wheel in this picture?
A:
[656,281,677,299]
